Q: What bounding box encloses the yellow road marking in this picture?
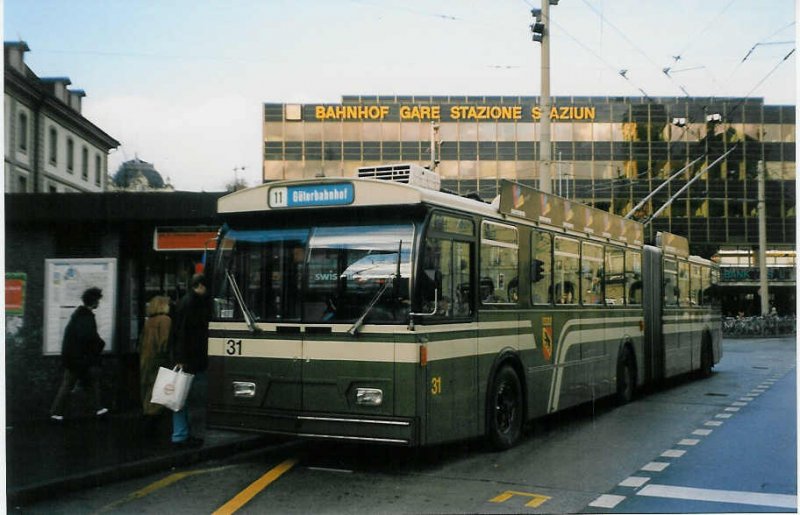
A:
[212,458,298,515]
[93,465,234,514]
[490,490,552,508]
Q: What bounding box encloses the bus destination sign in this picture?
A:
[269,183,355,209]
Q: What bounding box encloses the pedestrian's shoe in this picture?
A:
[96,408,109,416]
[50,414,64,422]
[172,436,204,448]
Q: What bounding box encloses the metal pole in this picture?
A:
[539,0,552,193]
[758,160,769,315]
[430,121,439,172]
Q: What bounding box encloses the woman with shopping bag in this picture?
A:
[139,295,172,433]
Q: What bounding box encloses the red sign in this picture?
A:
[6,273,26,315]
[154,230,218,251]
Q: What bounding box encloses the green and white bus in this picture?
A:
[206,165,721,449]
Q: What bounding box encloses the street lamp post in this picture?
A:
[531,2,555,193]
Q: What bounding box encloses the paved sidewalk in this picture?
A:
[6,408,276,506]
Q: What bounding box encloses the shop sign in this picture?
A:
[720,267,795,282]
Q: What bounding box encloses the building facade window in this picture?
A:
[17,112,28,152]
[81,146,89,180]
[67,138,74,173]
[49,127,58,164]
[95,154,102,185]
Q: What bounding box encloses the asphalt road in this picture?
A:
[17,337,796,514]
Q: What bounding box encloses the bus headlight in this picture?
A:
[232,381,256,398]
[356,388,383,406]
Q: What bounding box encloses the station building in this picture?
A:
[263,95,796,315]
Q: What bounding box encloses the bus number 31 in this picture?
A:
[431,376,442,395]
[226,339,243,356]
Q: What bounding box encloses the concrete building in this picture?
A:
[263,95,796,314]
[4,41,119,193]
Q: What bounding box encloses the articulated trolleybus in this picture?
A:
[207,164,721,449]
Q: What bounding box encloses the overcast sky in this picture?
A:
[5,0,796,192]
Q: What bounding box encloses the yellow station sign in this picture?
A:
[312,104,596,121]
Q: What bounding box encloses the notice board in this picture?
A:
[44,258,117,355]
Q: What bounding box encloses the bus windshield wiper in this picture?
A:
[225,270,260,333]
[348,241,402,336]
[348,277,394,336]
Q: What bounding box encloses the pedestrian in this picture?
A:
[50,287,108,421]
[139,295,172,433]
[170,273,210,447]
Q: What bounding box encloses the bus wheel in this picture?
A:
[488,365,523,450]
[616,349,636,405]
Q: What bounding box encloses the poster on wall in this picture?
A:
[44,258,117,355]
[6,273,26,316]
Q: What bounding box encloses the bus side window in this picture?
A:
[581,242,604,305]
[664,258,678,306]
[604,246,625,305]
[691,264,701,306]
[554,237,580,305]
[678,261,690,306]
[625,250,642,305]
[700,265,712,305]
[480,221,519,305]
[531,231,552,304]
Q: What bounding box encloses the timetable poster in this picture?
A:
[44,258,117,355]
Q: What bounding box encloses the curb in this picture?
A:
[7,434,275,506]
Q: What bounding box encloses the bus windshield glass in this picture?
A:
[212,224,413,324]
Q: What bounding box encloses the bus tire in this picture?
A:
[616,348,636,405]
[487,365,523,450]
[698,335,713,379]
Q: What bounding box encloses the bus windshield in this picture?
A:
[212,224,413,324]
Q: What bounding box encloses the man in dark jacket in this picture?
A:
[50,287,108,421]
[171,273,211,447]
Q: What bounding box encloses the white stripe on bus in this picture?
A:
[548,317,644,412]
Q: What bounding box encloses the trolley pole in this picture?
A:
[757,160,769,315]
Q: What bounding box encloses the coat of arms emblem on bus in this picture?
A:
[542,316,553,361]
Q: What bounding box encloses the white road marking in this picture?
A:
[641,462,670,472]
[637,484,797,509]
[692,429,713,436]
[589,494,626,508]
[619,476,650,488]
[661,449,686,458]
[724,407,741,412]
[715,413,733,419]
[678,438,700,446]
[307,466,354,474]
[739,397,755,401]
[704,421,723,427]
[732,401,747,406]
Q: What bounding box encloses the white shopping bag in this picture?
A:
[150,366,194,412]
